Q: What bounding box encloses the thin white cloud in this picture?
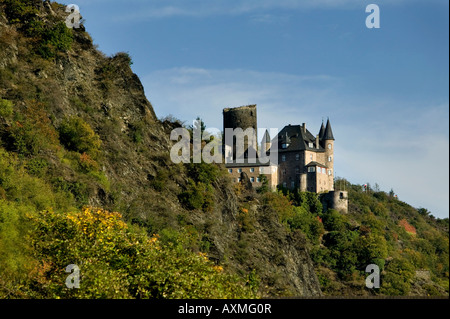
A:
[98,0,441,22]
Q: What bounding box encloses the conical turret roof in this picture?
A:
[323,119,335,141]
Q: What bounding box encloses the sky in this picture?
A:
[60,0,449,218]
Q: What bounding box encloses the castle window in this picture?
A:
[328,169,332,176]
[310,154,313,160]
[282,155,286,162]
[291,181,295,188]
[308,142,314,148]
[250,177,255,183]
[238,168,242,173]
[282,143,287,149]
[308,167,316,173]
[296,154,300,161]
[250,168,255,173]
[340,192,344,199]
[328,156,332,162]
[237,178,241,182]
[283,182,287,188]
[257,177,261,183]
[228,169,233,173]
[295,168,300,174]
[328,144,332,150]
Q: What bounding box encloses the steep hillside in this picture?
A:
[0,0,322,298]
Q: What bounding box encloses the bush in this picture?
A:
[1,207,258,299]
[25,157,49,177]
[0,99,13,118]
[0,148,57,210]
[58,117,101,157]
[288,206,324,244]
[5,101,59,156]
[322,209,348,232]
[179,180,215,212]
[36,22,73,59]
[380,257,415,296]
[150,170,168,192]
[3,0,39,25]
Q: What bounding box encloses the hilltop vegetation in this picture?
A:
[0,0,448,298]
[275,180,448,296]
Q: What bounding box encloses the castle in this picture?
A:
[223,105,348,213]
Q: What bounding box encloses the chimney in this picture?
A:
[302,123,306,134]
[316,135,320,149]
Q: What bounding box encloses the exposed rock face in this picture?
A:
[0,2,322,297]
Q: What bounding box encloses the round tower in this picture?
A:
[223,105,257,133]
[323,118,335,190]
[223,105,258,158]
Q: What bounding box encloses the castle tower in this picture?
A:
[319,121,326,142]
[322,118,335,190]
[261,129,271,153]
[223,105,258,161]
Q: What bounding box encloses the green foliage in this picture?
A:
[177,162,223,212]
[52,177,88,205]
[0,148,57,210]
[185,162,222,185]
[58,117,101,157]
[0,200,36,297]
[150,170,169,192]
[322,209,348,232]
[36,22,73,59]
[0,99,13,118]
[256,174,269,194]
[25,157,49,177]
[0,207,257,299]
[179,179,215,212]
[4,100,60,156]
[3,1,73,59]
[3,0,39,25]
[114,52,133,66]
[380,257,415,295]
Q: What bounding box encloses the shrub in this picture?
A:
[5,101,59,156]
[322,209,348,232]
[25,157,49,177]
[36,22,73,59]
[78,152,99,172]
[0,99,13,118]
[179,180,215,212]
[59,117,101,157]
[3,0,39,25]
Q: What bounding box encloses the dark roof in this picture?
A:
[306,161,328,168]
[275,124,325,152]
[319,122,325,140]
[225,159,272,168]
[323,119,335,141]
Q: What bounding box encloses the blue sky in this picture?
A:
[62,0,449,218]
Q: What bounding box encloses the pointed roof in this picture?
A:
[262,129,271,143]
[323,119,335,141]
[319,122,326,140]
